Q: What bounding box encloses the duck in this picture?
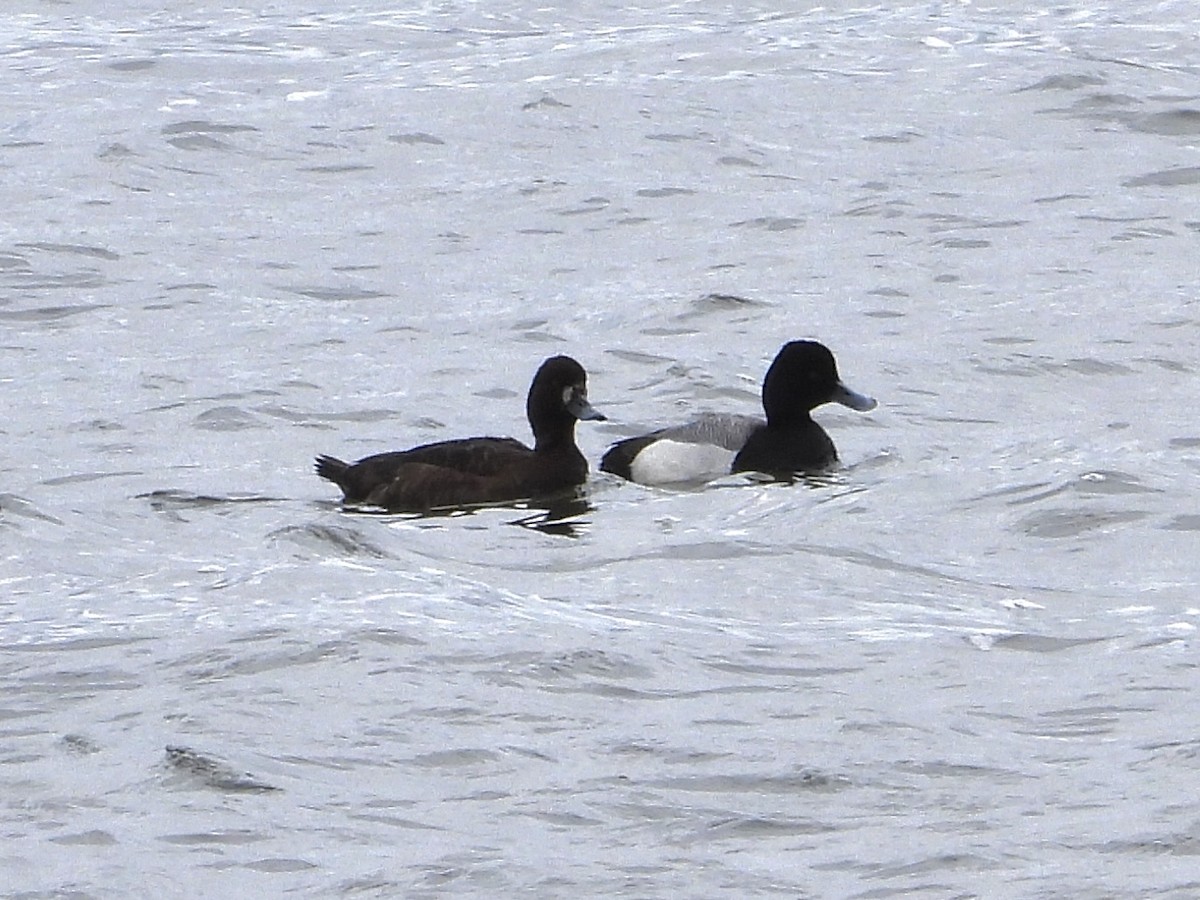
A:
[315,355,605,511]
[600,340,875,485]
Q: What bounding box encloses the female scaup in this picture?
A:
[316,355,605,511]
[600,340,875,485]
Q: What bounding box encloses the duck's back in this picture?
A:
[377,436,531,476]
[655,413,764,451]
[317,436,530,504]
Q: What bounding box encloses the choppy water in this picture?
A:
[3,1,1199,897]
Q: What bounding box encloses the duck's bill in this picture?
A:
[832,381,877,412]
[568,395,607,421]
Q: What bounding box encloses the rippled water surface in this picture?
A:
[3,1,1199,896]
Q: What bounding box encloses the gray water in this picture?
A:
[3,1,1199,897]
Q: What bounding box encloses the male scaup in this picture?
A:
[600,340,875,485]
[316,355,605,511]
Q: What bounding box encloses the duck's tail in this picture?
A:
[599,436,656,481]
[314,454,349,485]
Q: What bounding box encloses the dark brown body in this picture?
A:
[316,356,603,512]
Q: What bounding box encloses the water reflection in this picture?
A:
[139,489,281,522]
[506,495,593,538]
[321,490,595,538]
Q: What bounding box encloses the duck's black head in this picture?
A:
[526,355,606,447]
[761,340,876,426]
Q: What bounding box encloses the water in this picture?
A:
[3,1,1199,896]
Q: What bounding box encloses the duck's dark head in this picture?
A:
[527,355,605,446]
[762,340,876,425]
